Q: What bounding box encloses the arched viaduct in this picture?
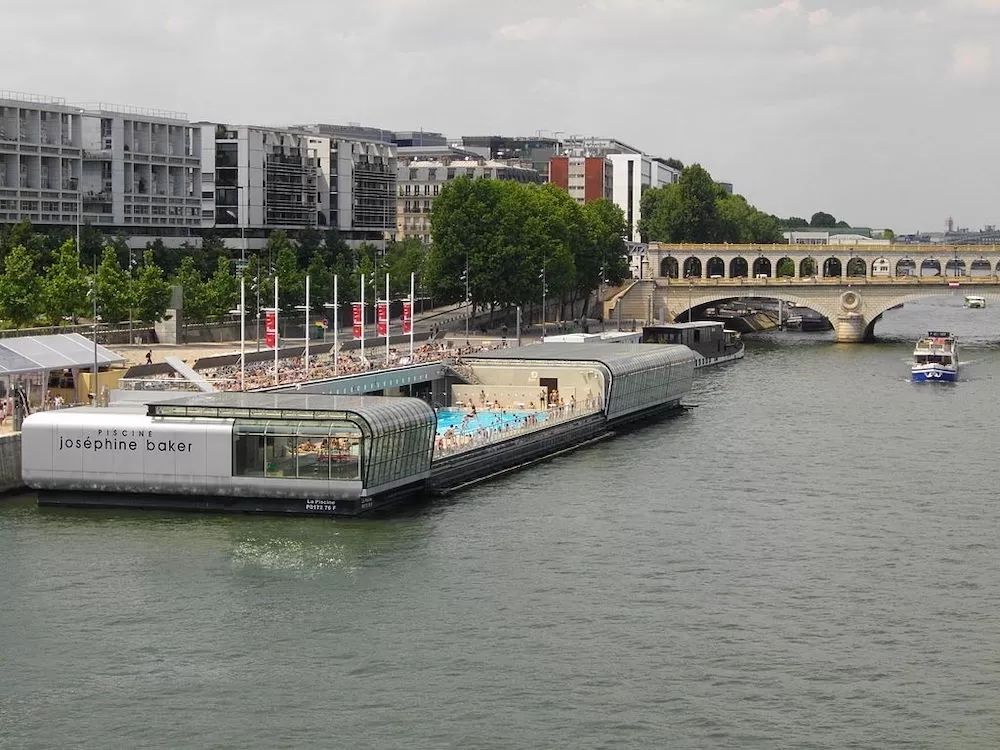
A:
[611,243,1000,342]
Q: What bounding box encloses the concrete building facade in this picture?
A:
[0,91,202,243]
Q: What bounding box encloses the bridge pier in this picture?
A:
[834,313,866,343]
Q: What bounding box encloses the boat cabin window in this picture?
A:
[233,419,363,481]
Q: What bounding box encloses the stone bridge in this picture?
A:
[609,243,1000,342]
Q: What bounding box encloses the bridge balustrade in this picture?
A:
[645,243,1000,282]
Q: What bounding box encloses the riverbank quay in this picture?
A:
[0,432,22,493]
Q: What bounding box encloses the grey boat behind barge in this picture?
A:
[23,343,696,516]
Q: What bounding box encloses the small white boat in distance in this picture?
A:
[912,331,958,382]
[964,295,986,308]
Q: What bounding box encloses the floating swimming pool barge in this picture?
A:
[24,343,696,516]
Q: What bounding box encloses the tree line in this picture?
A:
[0,220,427,329]
[638,164,784,244]
[423,178,630,319]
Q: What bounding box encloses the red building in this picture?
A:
[548,156,613,204]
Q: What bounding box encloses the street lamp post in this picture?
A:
[462,255,470,343]
[294,275,311,382]
[540,264,547,337]
[255,254,261,352]
[228,277,246,391]
[323,274,340,376]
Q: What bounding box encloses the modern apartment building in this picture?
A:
[547,155,613,204]
[608,154,679,242]
[200,124,319,242]
[396,147,543,242]
[552,136,679,241]
[299,124,397,245]
[199,122,397,251]
[0,91,202,242]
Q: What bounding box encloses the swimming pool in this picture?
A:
[435,408,548,435]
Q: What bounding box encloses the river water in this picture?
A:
[2,296,999,749]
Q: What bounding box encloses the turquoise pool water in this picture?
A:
[435,408,548,435]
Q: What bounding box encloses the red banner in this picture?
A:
[265,311,277,348]
[376,302,388,337]
[352,303,362,340]
[402,301,412,334]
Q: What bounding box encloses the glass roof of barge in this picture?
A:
[462,342,695,375]
[0,333,125,375]
[148,391,436,435]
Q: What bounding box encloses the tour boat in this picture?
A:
[964,295,986,308]
[911,331,958,382]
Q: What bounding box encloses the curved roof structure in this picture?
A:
[148,391,436,436]
[0,333,125,375]
[463,342,694,374]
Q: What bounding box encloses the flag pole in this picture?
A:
[385,272,390,366]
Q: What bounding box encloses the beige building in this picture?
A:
[396,148,542,242]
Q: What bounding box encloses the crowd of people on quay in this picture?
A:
[197,340,505,391]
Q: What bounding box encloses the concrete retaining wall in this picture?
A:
[0,433,24,494]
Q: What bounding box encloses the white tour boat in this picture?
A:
[911,331,958,382]
[964,295,986,309]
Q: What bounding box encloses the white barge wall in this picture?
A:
[21,409,362,501]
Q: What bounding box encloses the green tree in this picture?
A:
[783,216,810,227]
[426,177,490,304]
[383,238,425,298]
[41,239,90,325]
[582,198,630,286]
[132,250,172,323]
[305,251,335,311]
[173,255,209,325]
[673,164,721,242]
[95,245,133,327]
[810,211,837,228]
[274,242,304,311]
[202,255,239,321]
[638,183,683,242]
[0,244,42,326]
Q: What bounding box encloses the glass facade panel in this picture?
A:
[233,419,363,481]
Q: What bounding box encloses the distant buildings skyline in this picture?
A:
[2,87,718,250]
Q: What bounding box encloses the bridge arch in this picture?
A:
[800,257,818,277]
[683,257,702,278]
[945,257,966,277]
[729,257,748,278]
[896,257,916,276]
[846,257,866,278]
[920,258,941,276]
[823,257,842,277]
[776,257,794,277]
[751,257,771,278]
[706,256,725,278]
[872,256,890,277]
[660,256,679,279]
[970,258,992,277]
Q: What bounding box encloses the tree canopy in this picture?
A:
[639,164,782,244]
[424,178,629,317]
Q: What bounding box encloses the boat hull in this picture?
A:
[911,366,957,382]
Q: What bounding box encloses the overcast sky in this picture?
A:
[5,0,997,233]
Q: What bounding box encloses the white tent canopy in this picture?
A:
[0,333,125,376]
